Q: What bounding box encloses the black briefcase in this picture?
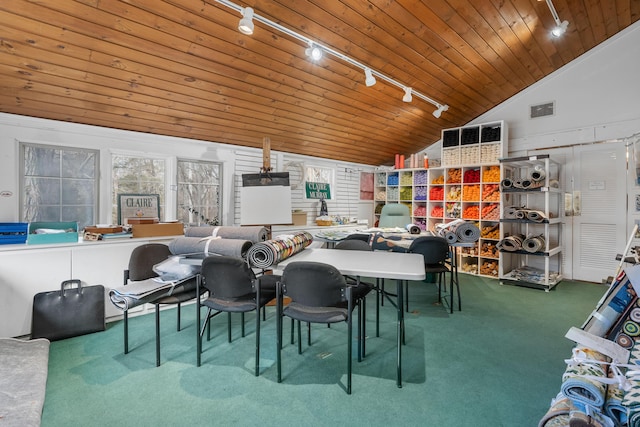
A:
[31,279,106,341]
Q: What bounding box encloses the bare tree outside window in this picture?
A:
[177,160,221,226]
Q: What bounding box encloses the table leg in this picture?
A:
[396,278,403,388]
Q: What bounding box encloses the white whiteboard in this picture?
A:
[240,185,292,225]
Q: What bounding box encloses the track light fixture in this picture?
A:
[402,87,412,103]
[213,0,449,117]
[237,7,254,35]
[305,44,323,61]
[364,68,376,87]
[432,104,449,118]
[543,0,569,38]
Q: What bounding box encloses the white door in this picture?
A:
[532,141,627,282]
[571,142,627,282]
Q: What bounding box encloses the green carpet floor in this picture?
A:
[41,276,605,426]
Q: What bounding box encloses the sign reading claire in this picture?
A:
[117,193,161,224]
[305,182,331,199]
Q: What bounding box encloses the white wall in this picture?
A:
[471,20,640,151]
[0,114,375,225]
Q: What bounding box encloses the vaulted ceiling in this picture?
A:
[1,1,638,165]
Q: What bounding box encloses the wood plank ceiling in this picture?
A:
[0,1,638,165]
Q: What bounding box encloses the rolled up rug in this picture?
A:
[522,235,546,253]
[561,346,610,409]
[246,231,313,269]
[500,178,513,190]
[168,236,253,258]
[406,224,422,234]
[526,210,548,222]
[503,206,520,219]
[496,234,524,251]
[569,400,614,427]
[604,369,627,426]
[452,221,480,243]
[531,166,546,182]
[184,225,268,243]
[538,392,571,427]
[109,276,197,311]
[583,271,635,338]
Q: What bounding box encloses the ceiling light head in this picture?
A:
[432,104,449,118]
[238,7,254,35]
[305,44,323,61]
[402,87,412,103]
[364,68,376,87]
[551,20,569,37]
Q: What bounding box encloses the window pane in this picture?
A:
[21,143,98,229]
[62,179,95,204]
[112,155,165,224]
[24,145,60,177]
[62,206,93,226]
[177,160,221,226]
[62,150,96,179]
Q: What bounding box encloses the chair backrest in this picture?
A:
[128,243,172,281]
[334,240,372,251]
[378,203,411,228]
[281,261,347,307]
[408,236,449,266]
[201,255,255,298]
[343,233,371,243]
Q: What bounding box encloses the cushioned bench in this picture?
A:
[0,338,50,427]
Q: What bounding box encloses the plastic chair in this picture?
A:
[408,236,456,313]
[378,203,411,228]
[334,239,378,341]
[123,243,202,367]
[276,261,359,394]
[196,255,276,376]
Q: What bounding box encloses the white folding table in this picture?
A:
[276,248,425,388]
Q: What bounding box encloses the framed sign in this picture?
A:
[117,193,160,224]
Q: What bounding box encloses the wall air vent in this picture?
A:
[530,102,555,119]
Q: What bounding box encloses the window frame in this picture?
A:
[19,141,100,228]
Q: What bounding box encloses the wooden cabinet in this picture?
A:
[498,154,564,291]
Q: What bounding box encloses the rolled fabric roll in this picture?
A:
[512,179,524,189]
[531,167,546,182]
[520,179,532,189]
[500,178,513,190]
[522,235,545,253]
[526,210,548,222]
[185,225,268,243]
[503,206,520,219]
[497,234,524,251]
[406,224,421,234]
[168,236,253,258]
[246,231,313,269]
[561,345,609,410]
[538,393,571,427]
[549,179,560,188]
[452,221,480,243]
[515,210,526,219]
[605,369,627,426]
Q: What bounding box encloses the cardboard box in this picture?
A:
[27,222,79,244]
[132,222,184,238]
[291,212,307,226]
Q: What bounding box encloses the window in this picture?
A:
[177,159,221,226]
[111,155,165,224]
[20,143,98,229]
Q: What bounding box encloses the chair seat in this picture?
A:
[155,287,203,305]
[203,290,276,313]
[424,265,449,274]
[283,303,348,324]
